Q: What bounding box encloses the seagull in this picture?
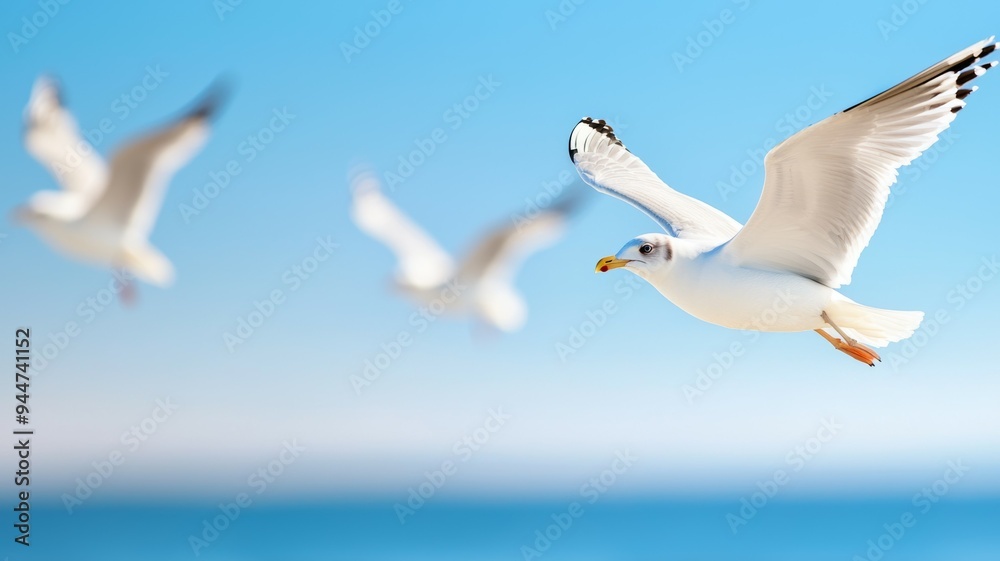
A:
[350,170,575,332]
[14,76,228,299]
[570,38,998,366]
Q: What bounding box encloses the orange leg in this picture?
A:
[119,275,137,307]
[816,312,881,367]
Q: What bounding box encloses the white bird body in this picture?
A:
[25,218,120,264]
[574,38,999,364]
[350,170,573,332]
[650,243,831,332]
[16,77,226,288]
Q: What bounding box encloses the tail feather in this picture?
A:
[826,299,923,348]
[120,245,175,287]
[475,282,526,332]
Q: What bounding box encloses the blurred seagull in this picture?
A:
[571,38,998,366]
[15,76,228,300]
[350,170,575,332]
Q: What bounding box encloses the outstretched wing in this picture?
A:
[457,198,575,331]
[569,117,742,242]
[723,38,999,288]
[349,170,455,289]
[83,81,229,243]
[22,76,108,219]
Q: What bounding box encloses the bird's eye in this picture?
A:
[639,243,653,255]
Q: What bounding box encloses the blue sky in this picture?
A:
[1,0,999,505]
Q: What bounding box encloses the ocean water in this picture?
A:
[16,498,999,560]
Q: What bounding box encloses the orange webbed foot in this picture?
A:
[815,329,881,367]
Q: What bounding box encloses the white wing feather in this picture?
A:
[458,204,571,331]
[82,84,226,244]
[23,76,107,219]
[723,38,999,288]
[349,171,455,289]
[569,118,742,242]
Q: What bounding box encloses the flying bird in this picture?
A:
[350,170,575,332]
[570,38,998,366]
[15,76,228,299]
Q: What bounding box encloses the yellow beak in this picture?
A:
[595,255,630,273]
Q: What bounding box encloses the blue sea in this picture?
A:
[13,498,999,560]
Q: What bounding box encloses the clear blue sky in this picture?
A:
[1,1,998,503]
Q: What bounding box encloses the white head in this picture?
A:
[595,233,676,281]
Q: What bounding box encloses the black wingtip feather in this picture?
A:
[581,116,624,146]
[957,68,980,86]
[844,39,999,114]
[568,116,628,162]
[188,77,234,122]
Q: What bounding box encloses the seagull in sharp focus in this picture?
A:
[570,38,998,366]
[14,76,229,300]
[350,170,576,332]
